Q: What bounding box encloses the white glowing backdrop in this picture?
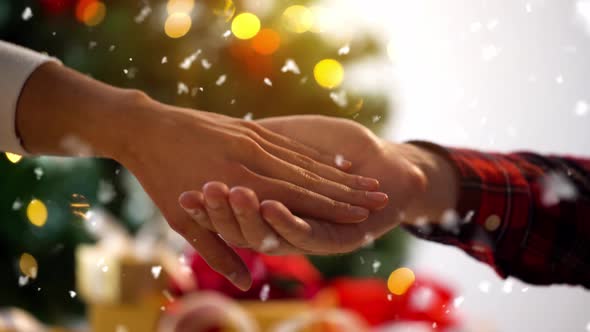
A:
[332,0,590,331]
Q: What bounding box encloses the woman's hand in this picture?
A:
[15,64,388,290]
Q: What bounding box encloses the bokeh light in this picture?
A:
[231,12,261,40]
[165,13,192,38]
[387,267,415,296]
[76,0,106,27]
[5,152,22,163]
[313,59,344,89]
[251,29,281,55]
[26,199,48,227]
[167,0,194,14]
[70,194,90,219]
[19,253,38,279]
[282,5,314,33]
[209,0,236,22]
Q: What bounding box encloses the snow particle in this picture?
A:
[263,77,273,86]
[372,260,381,273]
[201,58,212,69]
[161,56,168,64]
[69,290,77,298]
[216,74,227,86]
[281,59,300,75]
[34,167,44,180]
[243,112,253,121]
[134,5,152,24]
[177,82,189,95]
[481,44,500,61]
[22,7,33,21]
[179,50,202,70]
[575,100,589,116]
[453,296,464,308]
[478,280,491,293]
[259,283,270,301]
[338,44,350,56]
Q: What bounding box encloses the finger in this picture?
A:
[203,182,249,248]
[260,200,365,254]
[169,210,252,290]
[248,152,388,212]
[255,139,380,192]
[245,122,353,171]
[240,167,369,223]
[228,187,303,255]
[179,190,215,231]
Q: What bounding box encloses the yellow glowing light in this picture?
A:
[27,199,48,227]
[210,0,236,22]
[5,152,22,163]
[313,59,344,89]
[231,12,261,40]
[80,1,106,27]
[387,267,415,296]
[19,253,38,279]
[282,5,314,33]
[165,13,192,38]
[167,0,195,14]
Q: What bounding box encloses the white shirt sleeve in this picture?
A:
[0,41,60,155]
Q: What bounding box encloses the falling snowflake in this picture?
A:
[18,275,29,287]
[260,235,278,251]
[281,59,300,74]
[577,0,590,36]
[502,279,513,294]
[201,58,212,69]
[440,209,460,234]
[264,77,273,86]
[177,82,189,95]
[34,167,44,180]
[540,172,577,206]
[88,41,97,49]
[478,280,491,293]
[521,287,529,293]
[134,5,152,24]
[575,100,589,116]
[98,180,116,204]
[372,260,381,273]
[123,67,138,79]
[102,266,109,272]
[179,50,202,70]
[216,74,227,86]
[372,115,382,123]
[22,7,33,21]
[330,90,348,108]
[453,296,464,308]
[151,265,162,279]
[481,44,500,61]
[161,56,168,64]
[109,45,116,52]
[486,19,499,31]
[69,290,77,298]
[12,198,22,211]
[259,284,270,301]
[338,44,350,55]
[556,75,564,84]
[410,287,434,311]
[223,30,231,38]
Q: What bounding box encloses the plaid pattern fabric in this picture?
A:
[405,143,590,289]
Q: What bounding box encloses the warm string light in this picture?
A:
[231,12,261,40]
[164,0,194,38]
[314,59,344,89]
[251,29,281,55]
[282,5,313,33]
[75,0,106,27]
[27,199,48,227]
[5,152,22,163]
[19,253,38,279]
[387,267,416,296]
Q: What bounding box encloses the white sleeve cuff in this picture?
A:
[0,41,61,155]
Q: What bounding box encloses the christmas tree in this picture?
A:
[0,0,405,323]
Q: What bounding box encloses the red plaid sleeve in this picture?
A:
[404,142,590,289]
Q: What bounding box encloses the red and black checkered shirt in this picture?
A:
[405,144,590,289]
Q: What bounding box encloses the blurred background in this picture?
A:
[1,0,589,331]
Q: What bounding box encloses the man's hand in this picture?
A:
[15,64,388,290]
[179,115,459,258]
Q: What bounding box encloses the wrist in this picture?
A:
[15,62,156,160]
[397,142,459,225]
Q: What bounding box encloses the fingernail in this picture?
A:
[358,177,380,190]
[350,206,370,219]
[366,191,388,203]
[179,191,199,210]
[206,198,222,209]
